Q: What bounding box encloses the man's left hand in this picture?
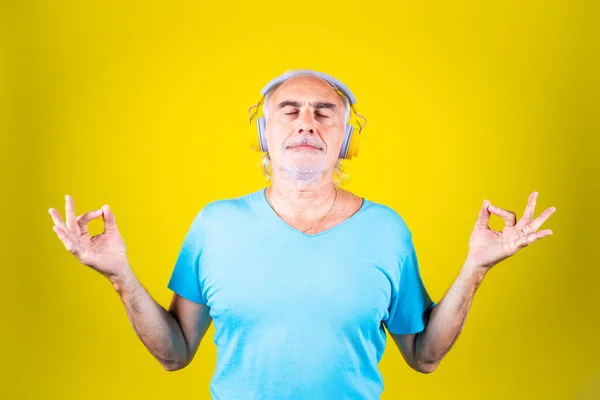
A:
[466,191,556,272]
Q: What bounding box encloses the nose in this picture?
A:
[296,110,316,135]
[297,124,315,135]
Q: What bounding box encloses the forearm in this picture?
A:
[109,266,189,370]
[415,260,487,369]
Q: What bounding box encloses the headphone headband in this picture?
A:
[259,70,357,105]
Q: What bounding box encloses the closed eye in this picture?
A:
[283,110,328,118]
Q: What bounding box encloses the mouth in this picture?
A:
[289,144,321,150]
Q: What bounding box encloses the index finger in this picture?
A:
[77,209,103,235]
[488,204,517,228]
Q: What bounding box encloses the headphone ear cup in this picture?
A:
[339,125,354,159]
[257,116,268,152]
[348,129,361,159]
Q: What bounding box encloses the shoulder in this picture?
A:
[360,197,413,243]
[191,189,263,227]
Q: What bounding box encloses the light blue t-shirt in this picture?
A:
[168,188,436,400]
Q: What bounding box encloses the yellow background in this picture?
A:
[2,1,599,399]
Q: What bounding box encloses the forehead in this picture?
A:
[269,75,342,104]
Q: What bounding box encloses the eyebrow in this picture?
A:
[277,100,337,110]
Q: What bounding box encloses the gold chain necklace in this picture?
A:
[266,186,338,234]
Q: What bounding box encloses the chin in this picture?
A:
[279,162,329,182]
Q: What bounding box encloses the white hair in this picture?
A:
[259,69,351,186]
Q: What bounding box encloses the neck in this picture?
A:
[267,175,337,220]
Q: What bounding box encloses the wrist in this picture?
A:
[462,259,489,284]
[109,265,136,295]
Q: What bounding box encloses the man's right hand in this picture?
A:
[49,194,130,280]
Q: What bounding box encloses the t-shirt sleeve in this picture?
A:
[384,234,436,335]
[167,209,207,305]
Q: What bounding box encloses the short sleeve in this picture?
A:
[384,234,436,335]
[167,209,207,305]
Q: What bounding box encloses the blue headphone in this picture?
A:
[247,70,367,160]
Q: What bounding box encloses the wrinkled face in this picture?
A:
[265,75,346,182]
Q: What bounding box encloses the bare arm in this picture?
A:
[391,193,555,373]
[111,266,212,371]
[390,262,485,374]
[390,260,485,373]
[48,196,212,371]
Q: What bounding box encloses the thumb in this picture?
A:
[101,204,118,233]
[475,199,491,228]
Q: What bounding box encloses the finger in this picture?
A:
[515,191,538,230]
[475,199,492,228]
[77,209,103,235]
[65,194,80,234]
[535,229,553,238]
[48,208,68,231]
[101,204,118,234]
[52,224,68,240]
[52,225,80,256]
[514,229,553,249]
[529,207,557,232]
[488,204,517,228]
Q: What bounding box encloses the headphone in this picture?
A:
[247,70,368,160]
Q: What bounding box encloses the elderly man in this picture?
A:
[48,69,556,400]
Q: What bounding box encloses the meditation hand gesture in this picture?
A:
[48,195,129,279]
[466,192,556,271]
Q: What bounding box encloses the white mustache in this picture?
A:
[284,137,324,150]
